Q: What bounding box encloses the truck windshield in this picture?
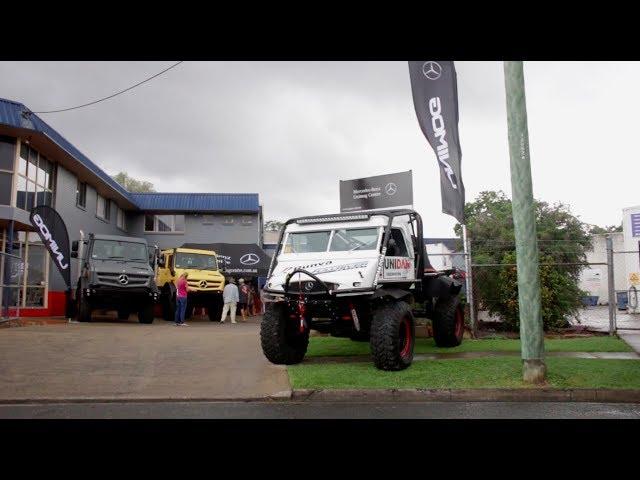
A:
[284,231,331,253]
[91,240,148,262]
[329,227,380,251]
[283,227,381,253]
[175,252,218,270]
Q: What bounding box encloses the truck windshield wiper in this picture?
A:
[108,255,125,259]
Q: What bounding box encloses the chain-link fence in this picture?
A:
[464,236,615,333]
[611,244,640,331]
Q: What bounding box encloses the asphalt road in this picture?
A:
[2,401,640,419]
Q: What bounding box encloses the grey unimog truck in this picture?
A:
[71,233,161,323]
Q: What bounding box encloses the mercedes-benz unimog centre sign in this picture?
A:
[340,170,413,212]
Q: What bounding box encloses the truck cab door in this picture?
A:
[381,228,415,281]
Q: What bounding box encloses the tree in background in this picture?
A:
[588,224,623,234]
[111,172,155,193]
[455,191,591,330]
[264,220,284,232]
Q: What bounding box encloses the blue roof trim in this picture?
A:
[0,98,260,213]
[130,193,260,212]
[0,97,134,203]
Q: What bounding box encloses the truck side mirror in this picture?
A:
[71,240,79,252]
[158,256,165,267]
[70,251,78,258]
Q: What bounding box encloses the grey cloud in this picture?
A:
[0,61,637,237]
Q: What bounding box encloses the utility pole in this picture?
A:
[462,224,477,336]
[504,61,546,384]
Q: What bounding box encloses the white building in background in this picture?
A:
[424,238,464,271]
[622,205,640,313]
[579,205,640,311]
[579,233,625,304]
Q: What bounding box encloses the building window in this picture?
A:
[223,215,234,225]
[16,143,54,211]
[0,136,14,205]
[116,207,126,230]
[76,180,87,209]
[144,214,185,233]
[202,215,214,225]
[241,215,253,225]
[96,195,110,221]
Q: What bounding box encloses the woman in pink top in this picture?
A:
[175,272,191,326]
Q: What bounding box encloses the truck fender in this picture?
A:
[422,275,462,299]
[371,288,414,303]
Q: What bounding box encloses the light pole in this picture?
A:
[504,61,546,383]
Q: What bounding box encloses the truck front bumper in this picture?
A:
[83,286,159,308]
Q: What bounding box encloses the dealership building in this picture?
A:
[0,97,266,317]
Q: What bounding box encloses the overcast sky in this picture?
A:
[0,61,637,237]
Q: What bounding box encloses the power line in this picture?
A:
[29,61,183,114]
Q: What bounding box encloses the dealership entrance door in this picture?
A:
[1,228,49,315]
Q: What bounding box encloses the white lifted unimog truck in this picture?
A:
[260,209,465,371]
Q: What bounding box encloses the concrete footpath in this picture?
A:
[620,333,640,354]
[0,315,291,402]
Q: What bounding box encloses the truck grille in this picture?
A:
[96,272,149,287]
[287,280,337,293]
[188,279,223,291]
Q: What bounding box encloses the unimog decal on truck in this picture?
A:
[280,260,370,276]
[382,257,413,280]
[260,209,465,371]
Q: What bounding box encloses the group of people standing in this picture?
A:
[220,277,260,323]
[173,272,262,326]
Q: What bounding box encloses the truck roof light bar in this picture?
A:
[296,214,370,224]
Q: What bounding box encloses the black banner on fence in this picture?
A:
[29,205,71,289]
[408,61,465,223]
[339,171,413,212]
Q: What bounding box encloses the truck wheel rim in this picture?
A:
[455,307,464,339]
[400,316,412,358]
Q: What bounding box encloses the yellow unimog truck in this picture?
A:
[156,247,225,321]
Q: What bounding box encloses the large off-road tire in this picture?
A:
[208,296,223,322]
[117,309,130,320]
[185,302,194,319]
[76,288,92,323]
[138,303,155,324]
[260,302,309,365]
[369,300,415,371]
[162,285,176,321]
[432,295,464,347]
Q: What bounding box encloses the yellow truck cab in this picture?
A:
[156,247,225,321]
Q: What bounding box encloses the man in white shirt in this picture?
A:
[220,277,239,324]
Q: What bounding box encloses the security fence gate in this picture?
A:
[610,239,640,332]
[441,234,639,336]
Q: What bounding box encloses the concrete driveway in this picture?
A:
[0,315,291,402]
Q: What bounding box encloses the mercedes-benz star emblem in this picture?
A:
[385,182,398,196]
[199,280,208,288]
[304,281,315,291]
[118,274,129,285]
[422,61,442,80]
[240,253,260,266]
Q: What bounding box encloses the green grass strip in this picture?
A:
[305,336,632,357]
[288,357,640,390]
